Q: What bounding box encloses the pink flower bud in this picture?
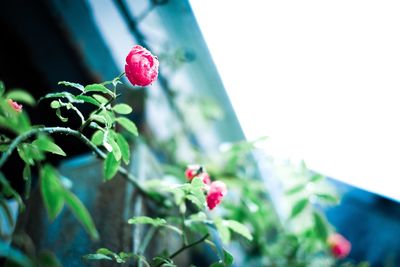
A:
[206,181,227,210]
[199,173,211,185]
[125,45,159,87]
[328,233,351,259]
[8,99,22,112]
[185,165,202,182]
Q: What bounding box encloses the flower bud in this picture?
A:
[8,99,22,112]
[125,45,159,87]
[328,233,351,259]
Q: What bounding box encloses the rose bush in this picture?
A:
[0,45,368,267]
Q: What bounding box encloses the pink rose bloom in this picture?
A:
[328,233,351,259]
[125,45,159,87]
[206,181,227,210]
[8,99,22,112]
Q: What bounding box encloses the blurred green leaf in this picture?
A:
[313,211,328,241]
[83,253,113,261]
[6,90,35,105]
[214,218,231,244]
[103,153,120,180]
[0,81,5,96]
[113,104,132,114]
[290,198,309,218]
[224,220,252,241]
[310,174,324,182]
[64,190,99,240]
[91,130,104,146]
[23,164,31,198]
[36,250,62,267]
[285,184,305,195]
[128,216,167,226]
[32,136,66,156]
[40,165,64,220]
[315,193,339,204]
[115,133,130,164]
[50,100,61,109]
[116,117,138,136]
[58,81,84,91]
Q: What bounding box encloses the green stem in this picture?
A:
[156,234,209,266]
[0,127,148,195]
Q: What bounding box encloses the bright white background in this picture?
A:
[190,1,400,201]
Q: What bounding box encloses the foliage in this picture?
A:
[0,72,369,267]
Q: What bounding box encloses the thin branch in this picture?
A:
[156,234,209,266]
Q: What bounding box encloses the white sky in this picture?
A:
[190,0,400,202]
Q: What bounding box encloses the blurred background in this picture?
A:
[0,0,399,266]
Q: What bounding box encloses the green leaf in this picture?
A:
[40,165,64,220]
[74,95,101,107]
[127,216,167,226]
[224,220,253,241]
[116,117,138,136]
[310,174,324,182]
[92,94,108,104]
[108,135,121,161]
[91,130,104,146]
[313,211,328,241]
[286,183,305,195]
[17,143,45,165]
[64,190,99,240]
[210,249,236,267]
[115,133,130,164]
[0,81,5,96]
[6,90,35,105]
[32,136,66,156]
[113,104,132,114]
[50,100,61,109]
[185,194,204,210]
[58,81,84,91]
[40,92,75,102]
[290,198,309,218]
[214,218,231,244]
[315,193,339,204]
[83,253,113,261]
[84,84,115,96]
[103,153,120,180]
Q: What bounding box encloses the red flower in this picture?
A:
[206,181,227,210]
[8,99,22,112]
[125,45,159,87]
[328,233,351,259]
